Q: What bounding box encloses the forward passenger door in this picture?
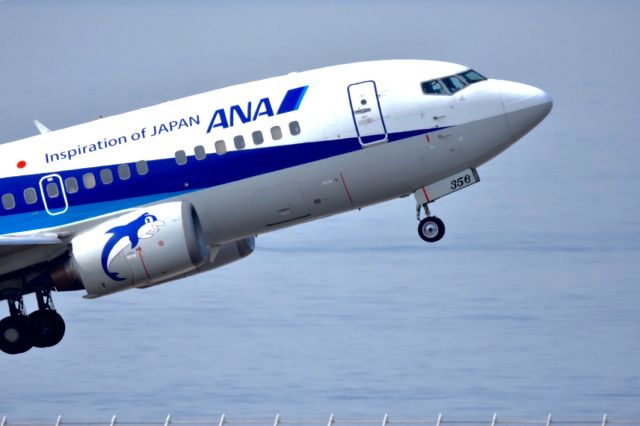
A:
[347,81,388,146]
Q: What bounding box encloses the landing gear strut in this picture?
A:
[416,203,445,243]
[0,288,66,355]
[30,289,66,348]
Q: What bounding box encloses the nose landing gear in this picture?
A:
[0,288,66,355]
[412,169,481,243]
[416,203,445,243]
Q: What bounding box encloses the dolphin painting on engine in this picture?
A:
[100,213,166,282]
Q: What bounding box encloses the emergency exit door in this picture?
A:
[347,80,388,145]
[39,174,69,216]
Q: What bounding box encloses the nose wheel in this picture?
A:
[416,203,445,243]
[418,216,445,242]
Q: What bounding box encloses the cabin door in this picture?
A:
[39,174,69,216]
[347,80,388,146]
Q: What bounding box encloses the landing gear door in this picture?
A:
[348,81,388,146]
[38,174,69,216]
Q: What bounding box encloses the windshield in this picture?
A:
[459,69,487,84]
[421,69,487,96]
[421,79,447,95]
[441,75,467,94]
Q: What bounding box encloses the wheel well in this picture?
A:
[0,255,73,301]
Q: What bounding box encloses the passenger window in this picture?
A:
[100,168,113,185]
[215,140,227,155]
[46,182,60,198]
[234,135,245,150]
[64,177,79,194]
[118,164,131,180]
[289,121,301,136]
[271,126,282,140]
[175,150,187,166]
[442,75,466,94]
[195,145,206,160]
[23,187,38,204]
[2,193,15,210]
[421,79,447,95]
[136,160,149,176]
[252,130,264,145]
[83,173,96,189]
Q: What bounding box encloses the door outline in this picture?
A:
[347,80,388,146]
[38,174,69,216]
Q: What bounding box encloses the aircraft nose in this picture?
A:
[500,81,553,141]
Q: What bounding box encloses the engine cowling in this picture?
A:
[209,236,255,270]
[135,236,256,289]
[64,201,208,298]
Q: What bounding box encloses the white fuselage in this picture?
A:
[0,59,552,284]
[0,59,553,354]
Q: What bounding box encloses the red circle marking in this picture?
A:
[17,160,26,169]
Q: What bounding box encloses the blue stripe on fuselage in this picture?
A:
[0,127,445,234]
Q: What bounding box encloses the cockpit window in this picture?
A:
[421,69,488,96]
[459,69,487,84]
[441,75,467,94]
[421,79,447,95]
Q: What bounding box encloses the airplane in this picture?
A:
[0,60,552,355]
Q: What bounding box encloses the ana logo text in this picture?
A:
[206,85,308,133]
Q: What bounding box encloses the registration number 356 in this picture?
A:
[450,174,473,190]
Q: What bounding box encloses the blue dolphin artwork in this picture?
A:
[100,212,166,281]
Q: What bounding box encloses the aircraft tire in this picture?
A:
[29,310,66,348]
[418,216,445,243]
[0,315,36,355]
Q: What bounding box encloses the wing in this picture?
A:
[0,233,62,245]
[0,233,67,276]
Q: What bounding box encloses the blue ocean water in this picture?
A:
[1,0,639,421]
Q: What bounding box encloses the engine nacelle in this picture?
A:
[135,236,256,289]
[66,201,208,298]
[209,236,255,270]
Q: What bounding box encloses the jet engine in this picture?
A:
[54,201,208,298]
[134,235,256,290]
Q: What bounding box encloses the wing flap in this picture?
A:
[0,234,63,246]
[0,234,68,277]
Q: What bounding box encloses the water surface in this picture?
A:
[1,0,639,421]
